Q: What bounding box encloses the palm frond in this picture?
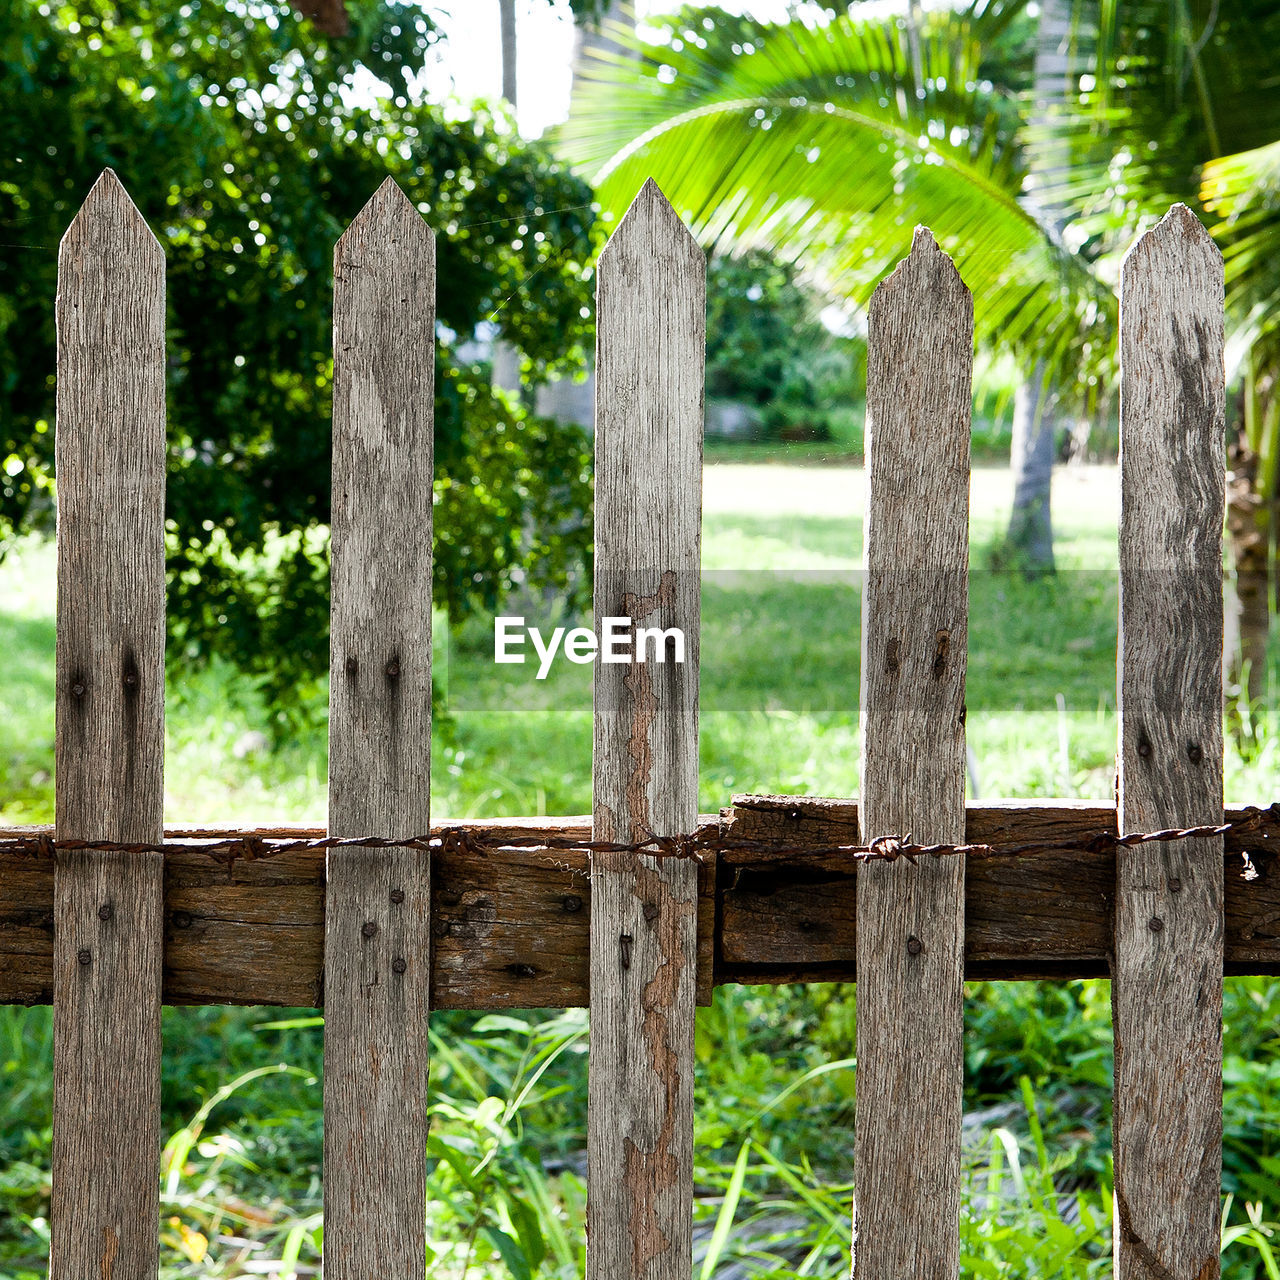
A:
[1202,140,1280,371]
[556,7,1115,399]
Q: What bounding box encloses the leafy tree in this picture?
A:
[705,250,862,439]
[0,0,598,716]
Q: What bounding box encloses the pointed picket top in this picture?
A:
[864,220,972,572]
[1124,202,1218,260]
[337,176,435,260]
[873,224,969,306]
[1118,202,1224,579]
[60,168,161,262]
[599,176,702,270]
[1119,204,1222,361]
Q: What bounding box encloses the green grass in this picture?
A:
[2,461,1279,1276]
[9,461,1271,823]
[703,402,1027,467]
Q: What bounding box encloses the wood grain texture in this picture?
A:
[855,228,972,1280]
[325,178,434,1280]
[589,179,703,1280]
[1114,203,1225,1280]
[51,169,166,1280]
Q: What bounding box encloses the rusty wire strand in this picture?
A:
[0,804,1276,872]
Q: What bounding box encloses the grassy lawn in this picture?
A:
[9,461,1271,825]
[1,460,1279,1277]
[0,458,1246,825]
[4,461,1193,827]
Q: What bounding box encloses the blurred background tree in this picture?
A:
[705,249,863,443]
[0,0,598,718]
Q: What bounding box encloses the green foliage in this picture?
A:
[2,958,1280,1273]
[1205,140,1280,371]
[1022,0,1280,385]
[558,2,1116,405]
[0,0,597,715]
[424,1011,589,1277]
[558,0,1280,429]
[705,250,863,441]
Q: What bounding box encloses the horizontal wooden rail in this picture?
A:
[0,795,1277,1008]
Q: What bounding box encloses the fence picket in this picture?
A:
[51,169,167,1280]
[324,179,435,1279]
[1113,203,1225,1280]
[588,178,704,1280]
[855,228,972,1277]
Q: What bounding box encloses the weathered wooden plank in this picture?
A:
[589,178,704,1280]
[855,228,972,1278]
[51,169,166,1280]
[1113,203,1225,1280]
[324,178,434,1280]
[1,802,1279,1003]
[723,798,1116,980]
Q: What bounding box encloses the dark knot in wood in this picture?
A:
[932,630,950,679]
[884,638,900,675]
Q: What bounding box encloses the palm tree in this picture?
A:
[1006,0,1077,573]
[1204,137,1280,713]
[572,0,636,93]
[558,1,1113,439]
[558,0,1280,710]
[500,0,518,105]
[1028,0,1280,716]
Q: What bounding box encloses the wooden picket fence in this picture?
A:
[2,165,1267,1279]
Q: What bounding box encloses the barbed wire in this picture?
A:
[0,803,1276,877]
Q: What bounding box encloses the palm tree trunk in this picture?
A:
[492,0,521,395]
[1227,360,1280,740]
[1007,371,1056,571]
[1004,0,1074,569]
[542,1,637,425]
[499,0,518,106]
[571,0,636,101]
